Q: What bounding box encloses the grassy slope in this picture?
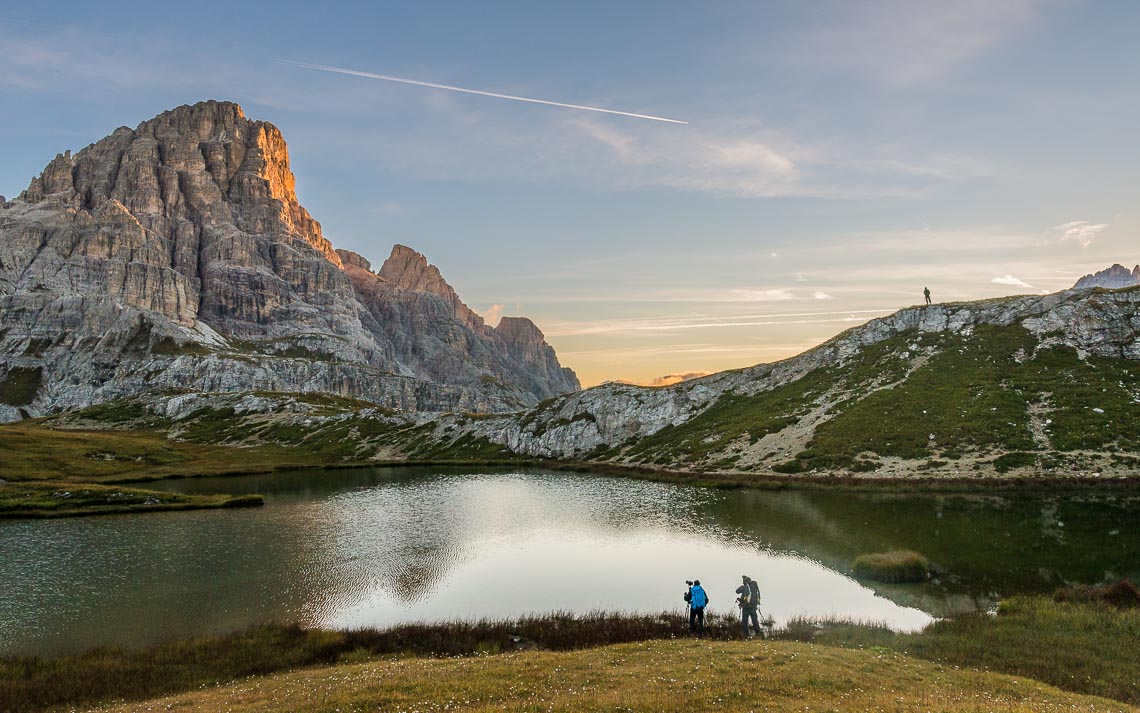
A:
[814,596,1140,707]
[88,639,1132,713]
[612,324,1140,475]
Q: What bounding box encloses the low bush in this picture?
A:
[851,550,930,583]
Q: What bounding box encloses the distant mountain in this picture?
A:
[0,100,578,421]
[1073,264,1140,290]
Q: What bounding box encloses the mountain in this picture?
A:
[79,285,1138,481]
[0,100,578,421]
[413,286,1140,478]
[1073,264,1140,290]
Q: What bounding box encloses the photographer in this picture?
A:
[684,579,709,636]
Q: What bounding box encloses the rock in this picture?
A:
[0,100,579,418]
[1073,264,1140,290]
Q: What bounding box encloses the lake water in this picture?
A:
[2,466,1137,656]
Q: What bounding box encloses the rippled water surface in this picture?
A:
[2,467,1137,655]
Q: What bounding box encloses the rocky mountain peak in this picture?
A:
[0,100,581,419]
[336,249,374,273]
[378,244,483,329]
[19,99,342,270]
[1073,263,1140,290]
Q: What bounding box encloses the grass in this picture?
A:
[3,606,1133,713]
[0,423,342,483]
[92,640,1129,713]
[851,549,931,583]
[807,586,1140,706]
[4,593,1135,711]
[0,612,740,713]
[802,324,1140,465]
[0,481,262,518]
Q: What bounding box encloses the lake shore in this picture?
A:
[3,418,1139,519]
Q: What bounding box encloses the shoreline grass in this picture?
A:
[0,481,262,519]
[3,594,1138,713]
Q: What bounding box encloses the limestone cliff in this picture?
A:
[0,100,579,420]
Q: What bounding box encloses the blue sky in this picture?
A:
[1,1,1136,385]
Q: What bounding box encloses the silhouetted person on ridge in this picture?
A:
[924,286,932,305]
[687,579,708,636]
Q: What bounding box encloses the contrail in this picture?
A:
[278,60,687,125]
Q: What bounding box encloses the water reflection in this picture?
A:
[2,467,1137,656]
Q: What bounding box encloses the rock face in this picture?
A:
[0,100,579,420]
[1073,264,1140,290]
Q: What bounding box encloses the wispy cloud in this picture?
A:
[1051,220,1107,248]
[992,274,1034,288]
[804,0,1044,86]
[544,308,896,337]
[730,288,796,302]
[813,291,834,300]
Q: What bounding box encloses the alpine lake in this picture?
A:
[3,466,1138,656]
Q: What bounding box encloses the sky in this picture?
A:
[1,1,1137,386]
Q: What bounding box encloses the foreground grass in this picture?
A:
[810,595,1140,706]
[90,639,1132,713]
[5,596,1140,712]
[0,613,738,713]
[0,481,262,518]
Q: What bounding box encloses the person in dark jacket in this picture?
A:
[924,286,932,305]
[736,575,761,637]
[688,580,709,636]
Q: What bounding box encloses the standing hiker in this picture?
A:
[687,579,709,636]
[736,575,762,637]
[924,286,932,305]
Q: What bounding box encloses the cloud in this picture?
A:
[571,119,799,197]
[644,371,713,387]
[1051,221,1107,248]
[813,291,834,300]
[992,274,1034,288]
[729,288,796,302]
[795,272,807,282]
[544,308,897,336]
[478,303,505,327]
[804,0,1044,86]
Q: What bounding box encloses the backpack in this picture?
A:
[747,579,760,607]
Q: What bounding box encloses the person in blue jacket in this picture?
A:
[687,579,709,636]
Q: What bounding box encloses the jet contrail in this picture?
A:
[278,60,688,125]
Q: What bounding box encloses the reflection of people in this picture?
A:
[923,286,932,305]
[688,579,709,636]
[736,575,762,637]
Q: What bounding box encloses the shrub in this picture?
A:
[852,550,930,583]
[1054,579,1140,609]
